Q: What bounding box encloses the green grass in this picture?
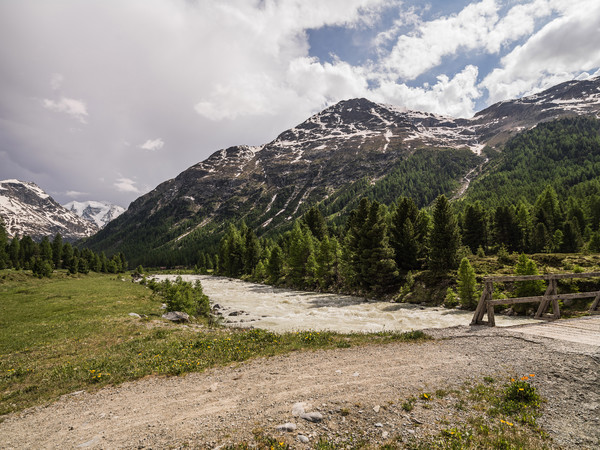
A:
[0,270,430,417]
[228,375,548,449]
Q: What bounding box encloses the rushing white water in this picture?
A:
[152,275,537,333]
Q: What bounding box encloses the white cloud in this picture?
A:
[66,190,88,197]
[481,0,600,103]
[114,177,140,193]
[139,138,164,151]
[373,65,482,118]
[42,97,88,123]
[50,73,64,91]
[1,0,599,207]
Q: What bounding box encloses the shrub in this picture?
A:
[32,258,53,278]
[151,277,210,317]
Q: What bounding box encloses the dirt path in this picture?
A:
[1,325,598,449]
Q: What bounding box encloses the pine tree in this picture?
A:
[303,207,328,241]
[266,245,283,284]
[462,202,487,253]
[9,237,20,269]
[287,221,316,288]
[39,236,53,263]
[390,197,423,270]
[0,220,8,269]
[359,201,399,293]
[219,224,245,277]
[343,198,371,288]
[457,257,477,309]
[243,228,260,275]
[52,233,63,269]
[429,195,461,272]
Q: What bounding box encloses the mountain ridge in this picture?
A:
[0,180,99,241]
[84,76,600,263]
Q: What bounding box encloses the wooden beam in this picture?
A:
[590,292,600,314]
[484,272,600,282]
[488,291,600,306]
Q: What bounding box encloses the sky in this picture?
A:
[1,0,599,208]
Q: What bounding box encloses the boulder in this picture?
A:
[162,311,190,323]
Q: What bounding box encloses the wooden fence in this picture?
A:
[471,272,600,326]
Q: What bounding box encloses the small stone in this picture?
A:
[162,311,190,323]
[375,422,383,428]
[276,423,297,432]
[300,412,323,423]
[297,434,310,443]
[207,383,218,392]
[382,431,389,439]
[128,313,141,318]
[373,405,380,413]
[352,372,359,377]
[292,402,307,416]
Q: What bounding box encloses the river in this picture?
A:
[152,275,536,333]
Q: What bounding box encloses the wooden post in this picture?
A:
[590,292,600,315]
[535,277,557,319]
[471,281,493,325]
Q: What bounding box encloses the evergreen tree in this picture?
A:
[62,243,74,270]
[0,220,8,269]
[390,197,425,270]
[286,221,316,288]
[9,237,20,269]
[513,254,545,314]
[358,201,398,293]
[316,235,341,290]
[303,207,328,241]
[243,228,260,275]
[533,186,562,234]
[515,202,532,252]
[429,195,461,272]
[561,219,583,253]
[531,222,550,253]
[493,205,520,251]
[219,224,245,277]
[462,202,487,253]
[39,236,53,263]
[457,257,477,309]
[52,233,63,269]
[343,198,371,288]
[32,257,53,278]
[266,245,284,284]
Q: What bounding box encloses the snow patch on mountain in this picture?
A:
[63,200,125,228]
[0,180,98,241]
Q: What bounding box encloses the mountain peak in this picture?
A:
[0,180,98,241]
[63,200,125,229]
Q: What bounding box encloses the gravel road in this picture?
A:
[1,324,598,449]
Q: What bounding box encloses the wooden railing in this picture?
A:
[471,272,600,326]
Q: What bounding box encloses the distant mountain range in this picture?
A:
[82,75,600,264]
[64,201,125,229]
[0,180,99,242]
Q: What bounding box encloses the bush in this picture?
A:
[457,257,478,309]
[32,258,53,278]
[151,277,210,318]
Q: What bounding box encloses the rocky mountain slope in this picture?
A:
[85,76,600,262]
[0,180,99,241]
[64,200,125,228]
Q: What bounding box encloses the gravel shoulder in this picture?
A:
[1,325,599,449]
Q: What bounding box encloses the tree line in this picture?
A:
[0,221,127,278]
[191,183,600,297]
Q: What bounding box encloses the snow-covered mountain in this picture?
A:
[85,75,600,262]
[0,180,99,241]
[63,200,125,228]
